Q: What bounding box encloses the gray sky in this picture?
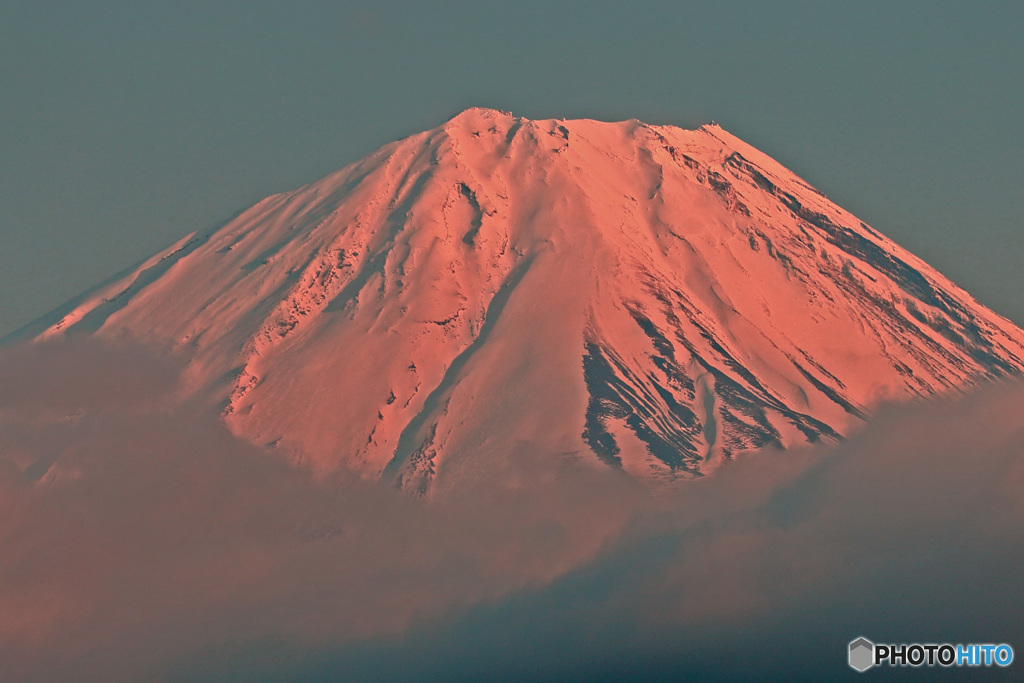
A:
[2,1,1022,335]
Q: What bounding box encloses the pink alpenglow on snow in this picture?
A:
[17,108,1024,492]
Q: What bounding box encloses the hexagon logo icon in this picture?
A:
[849,637,874,672]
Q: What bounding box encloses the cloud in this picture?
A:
[1,338,1023,680]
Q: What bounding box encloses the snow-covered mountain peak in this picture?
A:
[16,110,1024,492]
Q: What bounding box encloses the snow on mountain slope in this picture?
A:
[16,107,1024,492]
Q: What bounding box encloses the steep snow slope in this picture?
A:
[16,108,1024,491]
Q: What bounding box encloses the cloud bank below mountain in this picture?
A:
[1,338,1022,680]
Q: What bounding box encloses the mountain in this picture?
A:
[14,107,1024,493]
